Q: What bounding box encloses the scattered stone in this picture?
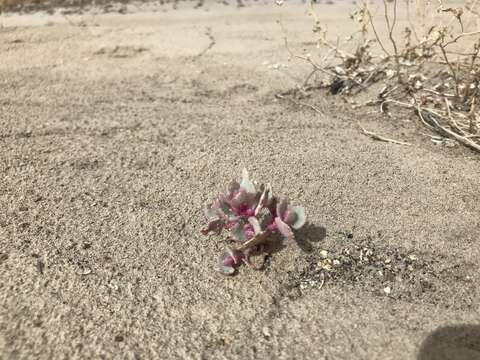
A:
[317,259,332,271]
[36,259,45,275]
[34,195,44,203]
[0,253,8,264]
[19,222,30,230]
[78,267,92,276]
[288,239,472,309]
[220,335,233,345]
[319,250,328,259]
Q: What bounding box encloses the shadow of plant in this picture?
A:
[418,325,480,360]
[294,223,327,253]
[245,223,326,271]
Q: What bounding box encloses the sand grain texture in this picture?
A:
[1,3,480,359]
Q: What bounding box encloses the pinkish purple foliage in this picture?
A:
[202,169,307,275]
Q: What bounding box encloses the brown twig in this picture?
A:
[405,0,420,42]
[444,97,466,135]
[275,94,324,115]
[443,30,480,47]
[277,0,480,154]
[236,231,271,252]
[469,97,478,133]
[438,41,460,96]
[362,0,390,57]
[418,107,480,152]
[383,0,403,83]
[359,124,412,145]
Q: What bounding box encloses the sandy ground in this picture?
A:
[1,2,480,359]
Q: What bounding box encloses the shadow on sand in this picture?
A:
[247,223,327,271]
[294,223,327,253]
[418,325,480,360]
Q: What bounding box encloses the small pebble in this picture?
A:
[262,326,271,338]
[36,259,45,275]
[319,250,328,259]
[78,267,92,276]
[317,260,332,271]
[383,286,391,295]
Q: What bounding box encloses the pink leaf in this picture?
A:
[248,216,262,235]
[276,198,289,218]
[275,217,294,241]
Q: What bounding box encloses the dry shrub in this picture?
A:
[281,0,480,152]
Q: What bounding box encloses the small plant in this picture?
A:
[278,0,480,153]
[202,169,306,275]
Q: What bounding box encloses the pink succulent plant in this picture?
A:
[202,169,307,275]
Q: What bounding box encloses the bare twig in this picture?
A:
[406,0,420,42]
[418,107,480,152]
[443,30,480,47]
[383,0,403,83]
[438,40,460,96]
[444,97,466,135]
[469,97,478,133]
[363,0,390,57]
[359,124,412,145]
[237,231,271,252]
[277,0,480,153]
[276,94,324,115]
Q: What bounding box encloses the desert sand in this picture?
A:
[1,1,480,359]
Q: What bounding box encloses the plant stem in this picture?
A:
[237,230,272,252]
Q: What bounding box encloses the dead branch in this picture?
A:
[277,0,480,154]
[418,107,480,152]
[359,124,412,145]
[275,94,324,115]
[362,0,390,57]
[383,0,403,83]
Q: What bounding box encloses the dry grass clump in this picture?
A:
[280,0,480,152]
